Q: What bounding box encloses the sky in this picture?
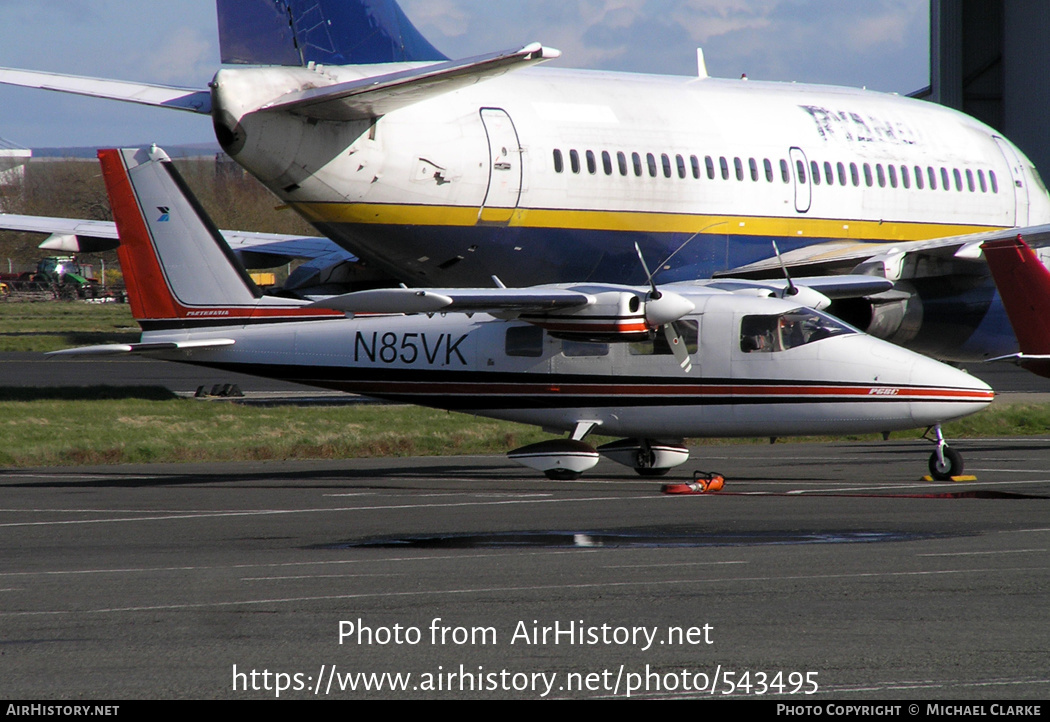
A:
[0,0,930,148]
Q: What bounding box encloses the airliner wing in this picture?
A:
[719,223,1050,279]
[257,43,561,121]
[0,213,353,265]
[0,67,211,113]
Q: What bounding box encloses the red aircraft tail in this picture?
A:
[981,235,1050,377]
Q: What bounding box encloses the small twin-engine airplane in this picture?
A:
[51,145,993,481]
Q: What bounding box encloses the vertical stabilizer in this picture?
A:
[100,146,339,326]
[217,0,448,67]
[982,235,1050,377]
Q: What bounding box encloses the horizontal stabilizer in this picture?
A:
[258,43,561,121]
[0,67,211,113]
[47,339,235,358]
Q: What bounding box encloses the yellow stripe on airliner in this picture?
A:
[292,202,998,242]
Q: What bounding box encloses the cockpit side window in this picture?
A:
[740,309,853,353]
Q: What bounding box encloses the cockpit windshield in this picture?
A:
[740,308,854,353]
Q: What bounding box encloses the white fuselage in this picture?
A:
[213,64,1050,287]
[146,292,991,439]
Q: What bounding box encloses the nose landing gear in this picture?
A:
[926,424,964,480]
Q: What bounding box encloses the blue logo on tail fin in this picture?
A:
[218,0,448,67]
[157,207,170,222]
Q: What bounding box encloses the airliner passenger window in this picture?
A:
[978,170,987,193]
[740,309,853,353]
[570,150,580,174]
[506,326,544,357]
[966,169,975,192]
[706,156,716,180]
[810,161,820,185]
[928,167,937,190]
[633,152,643,177]
[720,157,730,180]
[602,151,613,176]
[824,162,834,185]
[850,163,860,187]
[553,150,564,174]
[780,159,790,183]
[751,158,760,182]
[734,157,744,181]
[691,155,701,179]
[796,160,806,184]
[900,166,909,189]
[618,151,628,176]
[876,164,885,188]
[888,165,897,188]
[662,154,672,178]
[940,167,950,191]
[837,162,847,186]
[647,153,658,177]
[953,168,963,191]
[586,150,597,175]
[677,154,687,179]
[990,171,999,193]
[764,159,774,183]
[914,166,924,190]
[863,164,873,187]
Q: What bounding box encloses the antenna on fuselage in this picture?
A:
[772,241,799,298]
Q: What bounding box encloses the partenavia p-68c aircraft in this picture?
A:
[5,0,1050,362]
[52,145,993,480]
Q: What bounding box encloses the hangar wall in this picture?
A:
[929,0,1050,178]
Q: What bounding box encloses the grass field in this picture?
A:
[0,301,137,352]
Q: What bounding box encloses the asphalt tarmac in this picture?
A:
[2,439,1049,700]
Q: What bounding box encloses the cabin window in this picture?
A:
[850,163,860,187]
[875,164,885,188]
[990,170,999,193]
[837,162,847,186]
[734,157,744,181]
[765,159,775,183]
[795,159,806,184]
[690,155,701,179]
[978,169,987,192]
[676,154,687,179]
[647,153,658,177]
[720,156,730,180]
[900,165,910,189]
[966,169,975,192]
[662,153,672,178]
[810,161,820,185]
[953,168,963,191]
[823,162,834,185]
[940,167,950,191]
[863,163,873,187]
[706,156,716,180]
[602,150,613,176]
[740,309,853,353]
[630,320,699,356]
[927,167,937,190]
[570,149,580,174]
[553,149,564,173]
[750,158,760,182]
[562,340,609,358]
[632,152,643,177]
[617,151,628,176]
[780,159,791,183]
[506,326,544,357]
[914,166,923,190]
[586,150,597,175]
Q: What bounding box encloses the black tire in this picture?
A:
[929,447,963,480]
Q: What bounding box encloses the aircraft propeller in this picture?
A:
[634,243,695,372]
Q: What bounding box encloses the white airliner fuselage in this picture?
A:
[214,64,1050,288]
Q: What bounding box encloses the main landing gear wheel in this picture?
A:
[928,446,963,481]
